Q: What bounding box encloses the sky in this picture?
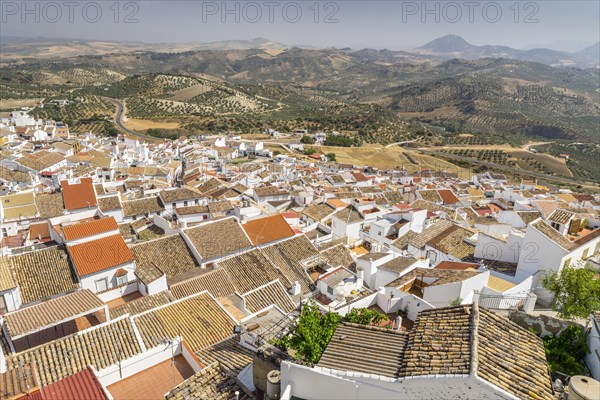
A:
[1,1,599,52]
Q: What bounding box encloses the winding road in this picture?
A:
[105,98,158,141]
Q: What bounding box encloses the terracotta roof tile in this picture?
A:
[133,292,235,353]
[61,178,97,210]
[242,280,296,314]
[242,214,295,246]
[318,323,407,378]
[170,269,237,300]
[34,193,65,218]
[183,217,252,261]
[68,234,135,276]
[8,246,79,304]
[131,234,198,284]
[3,289,104,339]
[5,317,143,387]
[62,217,118,241]
[40,367,109,400]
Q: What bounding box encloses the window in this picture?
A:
[563,258,572,269]
[184,201,188,206]
[582,248,589,260]
[203,215,208,220]
[95,278,108,292]
[172,203,176,208]
[116,274,128,286]
[327,286,334,295]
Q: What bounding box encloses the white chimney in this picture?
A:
[290,281,301,296]
[395,315,403,331]
[356,266,364,288]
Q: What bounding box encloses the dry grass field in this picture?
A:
[123,118,180,130]
[318,144,472,177]
[1,98,43,109]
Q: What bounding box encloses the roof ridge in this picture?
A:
[469,302,480,377]
[341,322,406,335]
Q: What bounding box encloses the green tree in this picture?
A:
[326,152,336,162]
[541,263,600,320]
[344,308,387,325]
[542,325,589,376]
[274,301,341,363]
[304,147,318,155]
[300,135,315,144]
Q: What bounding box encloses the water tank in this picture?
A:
[266,370,281,400]
[569,376,600,400]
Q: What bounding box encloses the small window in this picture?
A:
[582,248,589,260]
[563,258,572,269]
[116,274,128,286]
[184,201,188,206]
[203,215,208,220]
[327,286,334,295]
[172,203,176,208]
[95,278,108,292]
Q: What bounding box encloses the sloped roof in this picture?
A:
[39,367,109,400]
[62,217,118,241]
[183,217,252,260]
[61,178,97,210]
[242,280,296,314]
[398,305,554,399]
[318,323,408,378]
[8,246,79,304]
[133,292,235,353]
[242,214,295,246]
[68,234,135,276]
[165,362,252,400]
[219,249,291,294]
[170,269,237,300]
[4,317,143,387]
[3,289,104,339]
[34,193,65,218]
[131,234,198,284]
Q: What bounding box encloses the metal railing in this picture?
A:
[478,294,527,310]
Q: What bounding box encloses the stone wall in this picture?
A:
[508,311,583,337]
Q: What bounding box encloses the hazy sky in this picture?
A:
[2,1,599,51]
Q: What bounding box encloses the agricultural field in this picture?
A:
[316,144,472,177]
[532,143,600,183]
[438,148,573,177]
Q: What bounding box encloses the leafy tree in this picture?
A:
[326,152,336,162]
[541,263,600,320]
[344,308,387,325]
[300,135,315,144]
[324,135,354,147]
[304,147,318,155]
[103,122,120,137]
[542,325,589,376]
[274,302,341,363]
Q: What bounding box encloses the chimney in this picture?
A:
[290,281,301,296]
[395,315,402,331]
[356,265,364,288]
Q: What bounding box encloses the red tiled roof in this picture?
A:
[40,368,109,400]
[68,234,135,276]
[61,178,97,210]
[438,189,459,205]
[242,214,295,245]
[435,261,480,271]
[29,222,50,240]
[62,217,118,241]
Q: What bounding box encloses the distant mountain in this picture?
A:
[415,34,598,68]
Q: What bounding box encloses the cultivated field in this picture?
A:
[0,98,43,109]
[123,118,181,130]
